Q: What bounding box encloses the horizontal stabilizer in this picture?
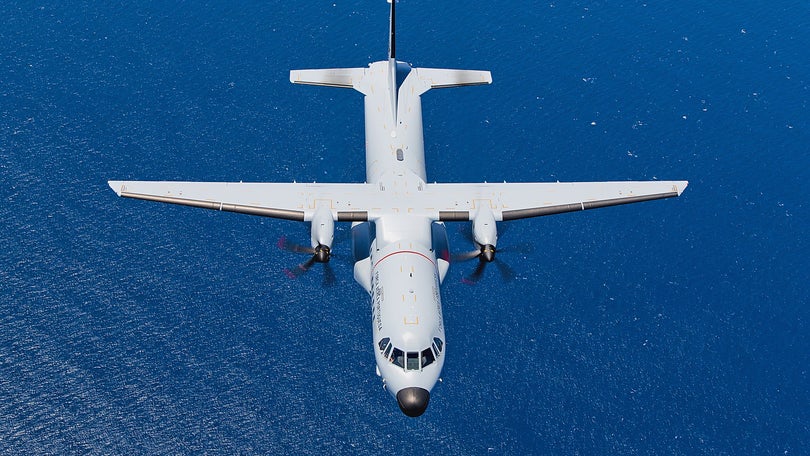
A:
[290,68,366,89]
[415,68,492,89]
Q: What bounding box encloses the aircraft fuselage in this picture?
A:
[108,2,687,418]
[353,59,447,416]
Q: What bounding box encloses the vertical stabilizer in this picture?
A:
[387,0,398,125]
[388,0,396,59]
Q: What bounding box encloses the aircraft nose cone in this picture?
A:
[396,387,430,417]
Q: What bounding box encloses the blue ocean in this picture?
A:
[1,1,807,454]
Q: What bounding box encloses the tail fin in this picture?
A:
[290,1,395,90]
[388,0,396,60]
[289,1,493,92]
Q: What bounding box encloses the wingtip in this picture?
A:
[108,180,124,196]
[676,180,689,196]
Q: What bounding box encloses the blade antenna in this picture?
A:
[388,0,396,59]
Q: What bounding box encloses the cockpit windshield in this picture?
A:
[391,347,404,368]
[406,352,419,370]
[421,347,435,367]
[378,337,443,371]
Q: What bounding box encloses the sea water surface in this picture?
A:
[1,1,807,454]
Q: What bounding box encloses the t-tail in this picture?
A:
[289,0,492,183]
[289,1,492,95]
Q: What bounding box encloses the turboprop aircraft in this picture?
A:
[108,1,687,417]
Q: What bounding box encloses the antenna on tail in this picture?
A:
[388,0,396,59]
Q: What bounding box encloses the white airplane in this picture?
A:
[109,1,687,417]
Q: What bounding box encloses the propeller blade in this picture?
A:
[462,259,487,285]
[495,259,514,282]
[451,249,481,263]
[323,262,337,287]
[277,236,315,255]
[495,242,534,256]
[284,255,317,279]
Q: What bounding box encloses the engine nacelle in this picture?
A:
[472,205,497,253]
[310,206,334,262]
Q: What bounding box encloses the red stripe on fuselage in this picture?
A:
[374,250,436,267]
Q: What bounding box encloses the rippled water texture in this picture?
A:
[1,1,807,454]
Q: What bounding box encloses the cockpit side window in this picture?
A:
[421,348,435,367]
[378,337,390,352]
[383,344,392,358]
[433,337,444,353]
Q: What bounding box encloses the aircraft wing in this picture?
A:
[107,180,375,222]
[109,179,686,223]
[426,180,689,221]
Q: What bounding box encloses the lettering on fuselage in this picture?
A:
[432,279,443,332]
[372,270,384,332]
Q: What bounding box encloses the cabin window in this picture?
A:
[421,348,435,367]
[396,148,404,161]
[406,352,420,371]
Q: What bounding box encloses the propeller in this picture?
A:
[277,206,337,284]
[278,235,335,282]
[453,242,511,284]
[453,221,524,285]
